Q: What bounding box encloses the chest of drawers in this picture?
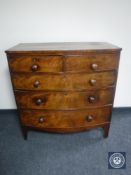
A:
[6,42,121,139]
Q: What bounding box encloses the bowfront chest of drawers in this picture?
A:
[6,42,121,139]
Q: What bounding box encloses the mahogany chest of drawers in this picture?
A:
[6,42,121,139]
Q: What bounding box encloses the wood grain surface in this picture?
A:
[15,88,114,110]
[8,55,63,73]
[8,53,120,73]
[12,71,116,91]
[20,106,111,130]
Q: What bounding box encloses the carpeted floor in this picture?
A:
[0,108,131,175]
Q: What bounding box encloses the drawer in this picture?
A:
[65,53,119,72]
[12,71,116,91]
[15,88,114,110]
[8,55,63,73]
[20,107,111,131]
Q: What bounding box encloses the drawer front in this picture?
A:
[65,54,119,72]
[12,71,116,91]
[8,56,63,73]
[15,88,114,110]
[20,107,111,129]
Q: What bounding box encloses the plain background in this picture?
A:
[0,0,131,109]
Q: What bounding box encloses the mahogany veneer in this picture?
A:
[6,42,121,139]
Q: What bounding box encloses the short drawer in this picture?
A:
[65,53,120,72]
[8,55,63,73]
[12,71,116,91]
[20,107,111,130]
[15,88,114,110]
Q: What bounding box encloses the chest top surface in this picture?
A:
[6,42,121,54]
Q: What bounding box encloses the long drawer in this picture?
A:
[8,53,119,73]
[20,107,111,131]
[12,71,116,91]
[15,88,115,110]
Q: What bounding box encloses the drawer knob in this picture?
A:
[31,64,39,71]
[89,79,96,86]
[88,96,96,103]
[33,80,40,88]
[35,98,43,105]
[86,115,93,122]
[39,117,45,123]
[35,97,47,105]
[91,63,98,70]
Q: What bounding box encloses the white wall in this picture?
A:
[0,0,131,109]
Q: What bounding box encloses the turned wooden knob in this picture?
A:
[31,64,39,71]
[91,63,98,70]
[33,80,40,88]
[89,79,96,86]
[34,97,47,105]
[86,115,93,122]
[88,96,96,103]
[39,117,45,123]
[35,98,43,105]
